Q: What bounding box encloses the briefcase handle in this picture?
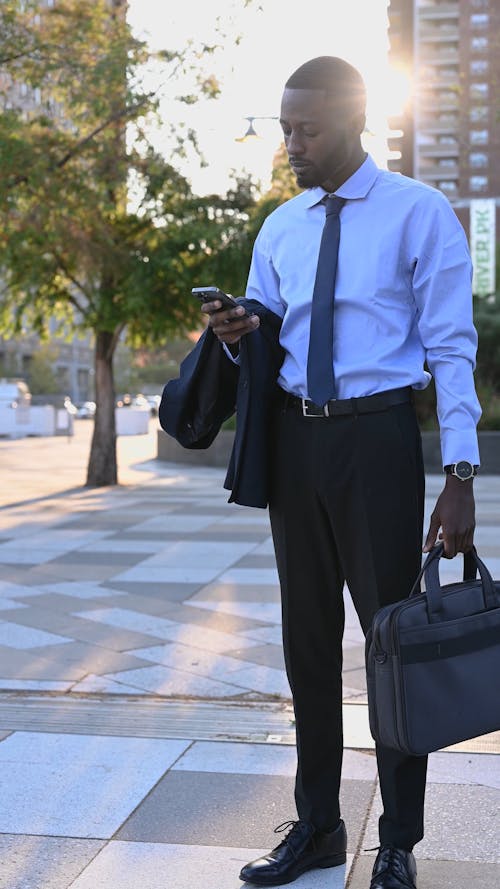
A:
[409,543,498,623]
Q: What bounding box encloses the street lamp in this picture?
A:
[236,116,279,142]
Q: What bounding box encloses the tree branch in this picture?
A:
[0,49,34,65]
[6,93,153,189]
[65,291,89,317]
[55,95,152,170]
[52,252,93,309]
[109,322,126,359]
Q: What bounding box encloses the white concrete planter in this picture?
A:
[158,429,500,474]
[157,429,234,466]
[0,405,31,438]
[26,405,56,436]
[115,408,150,435]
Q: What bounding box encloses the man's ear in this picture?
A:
[353,111,366,136]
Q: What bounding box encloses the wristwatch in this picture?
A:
[444,461,478,481]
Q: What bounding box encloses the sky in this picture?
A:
[127,0,408,195]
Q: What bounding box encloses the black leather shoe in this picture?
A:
[370,845,417,889]
[239,818,347,886]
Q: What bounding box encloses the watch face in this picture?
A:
[455,460,474,480]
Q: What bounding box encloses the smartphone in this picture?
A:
[192,286,248,314]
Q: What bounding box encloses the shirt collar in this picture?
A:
[303,154,380,208]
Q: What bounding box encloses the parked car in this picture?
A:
[0,378,31,408]
[76,401,96,419]
[145,395,161,417]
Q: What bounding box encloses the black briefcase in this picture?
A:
[366,544,500,756]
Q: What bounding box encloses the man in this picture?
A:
[201,57,480,889]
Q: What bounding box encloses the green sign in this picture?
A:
[470,199,496,297]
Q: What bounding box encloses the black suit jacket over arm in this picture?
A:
[159,299,284,508]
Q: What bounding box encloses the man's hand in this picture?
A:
[423,475,475,557]
[201,299,260,346]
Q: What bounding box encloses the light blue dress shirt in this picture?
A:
[244,154,481,466]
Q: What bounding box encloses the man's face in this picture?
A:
[280,87,362,189]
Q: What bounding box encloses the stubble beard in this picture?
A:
[292,165,321,189]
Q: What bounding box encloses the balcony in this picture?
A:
[418,71,460,89]
[418,164,459,179]
[419,26,459,42]
[420,43,459,58]
[419,100,460,115]
[388,135,407,153]
[418,5,459,21]
[418,121,459,134]
[418,144,459,158]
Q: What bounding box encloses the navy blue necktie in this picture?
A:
[307,195,346,406]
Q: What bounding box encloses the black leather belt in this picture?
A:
[279,386,412,418]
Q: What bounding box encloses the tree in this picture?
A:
[0,0,255,484]
[25,344,61,395]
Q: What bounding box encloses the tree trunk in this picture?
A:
[86,330,118,486]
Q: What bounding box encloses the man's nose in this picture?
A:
[286,132,305,155]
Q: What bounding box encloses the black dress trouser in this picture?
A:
[268,395,427,851]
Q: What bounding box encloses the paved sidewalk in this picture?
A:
[0,425,498,888]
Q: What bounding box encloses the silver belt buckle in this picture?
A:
[301,399,331,418]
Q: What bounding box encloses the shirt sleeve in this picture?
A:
[409,191,481,466]
[245,221,284,317]
[223,220,283,364]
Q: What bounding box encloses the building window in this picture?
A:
[470,60,488,75]
[470,14,489,28]
[469,152,488,168]
[439,90,458,104]
[470,129,488,145]
[438,182,458,195]
[470,106,488,122]
[471,36,488,50]
[469,176,488,192]
[470,83,488,99]
[438,158,456,168]
[471,0,489,7]
[438,136,458,146]
[56,366,70,390]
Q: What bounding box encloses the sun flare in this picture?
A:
[128,0,403,193]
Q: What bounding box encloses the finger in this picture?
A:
[200,300,222,315]
[458,527,475,554]
[212,313,256,334]
[207,305,248,327]
[441,529,456,559]
[422,513,440,552]
[212,315,259,343]
[465,528,475,552]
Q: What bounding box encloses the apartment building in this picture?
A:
[387,0,500,233]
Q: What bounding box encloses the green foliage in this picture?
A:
[413,296,500,431]
[25,345,61,395]
[0,0,257,483]
[0,0,254,347]
[474,296,500,391]
[474,294,500,430]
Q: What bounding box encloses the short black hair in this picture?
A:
[285,56,366,116]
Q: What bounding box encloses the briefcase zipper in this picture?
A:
[389,598,433,751]
[373,597,427,752]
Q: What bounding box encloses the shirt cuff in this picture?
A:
[440,429,480,469]
[222,343,241,365]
